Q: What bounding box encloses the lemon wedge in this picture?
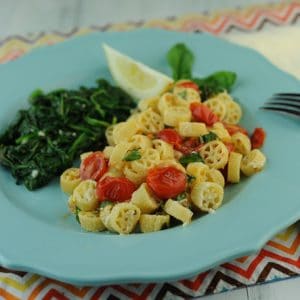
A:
[103,44,173,100]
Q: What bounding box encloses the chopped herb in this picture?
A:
[202,132,218,143]
[179,152,204,166]
[75,207,81,224]
[100,200,113,209]
[177,90,188,99]
[167,43,194,80]
[0,79,135,190]
[175,192,187,201]
[187,174,196,183]
[123,149,141,161]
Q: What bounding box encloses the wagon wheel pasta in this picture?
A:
[61,79,267,235]
[199,140,229,169]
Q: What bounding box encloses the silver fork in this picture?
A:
[260,93,300,118]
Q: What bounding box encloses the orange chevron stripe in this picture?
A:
[0,288,19,300]
[267,234,300,255]
[43,289,69,300]
[180,271,209,291]
[28,279,90,299]
[235,256,248,264]
[224,247,300,279]
[91,286,106,299]
[112,284,156,299]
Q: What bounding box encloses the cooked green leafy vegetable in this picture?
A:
[179,152,204,166]
[201,132,218,143]
[167,43,194,80]
[193,71,237,100]
[166,43,237,100]
[75,207,81,224]
[123,149,141,161]
[0,79,135,190]
[187,174,196,183]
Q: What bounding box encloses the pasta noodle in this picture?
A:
[112,119,139,144]
[191,182,224,213]
[72,180,98,212]
[178,122,208,137]
[204,97,227,120]
[137,108,164,134]
[186,162,209,186]
[60,168,81,194]
[164,199,193,225]
[231,132,251,155]
[130,183,159,213]
[240,149,266,176]
[138,96,159,112]
[199,140,229,169]
[152,139,174,160]
[163,106,191,127]
[139,214,170,233]
[227,151,242,183]
[78,211,106,232]
[108,203,141,234]
[209,122,231,143]
[173,85,201,105]
[206,169,225,188]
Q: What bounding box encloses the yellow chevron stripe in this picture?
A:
[275,225,297,242]
[0,274,40,292]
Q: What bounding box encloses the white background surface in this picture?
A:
[0,1,299,299]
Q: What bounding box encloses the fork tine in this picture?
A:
[265,101,300,110]
[260,106,300,117]
[271,93,300,103]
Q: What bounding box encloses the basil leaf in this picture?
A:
[100,200,113,209]
[193,71,237,100]
[167,43,194,80]
[75,206,81,224]
[175,192,187,201]
[187,174,196,183]
[202,132,218,143]
[123,149,141,161]
[179,152,204,166]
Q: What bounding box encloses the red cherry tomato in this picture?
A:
[146,166,187,199]
[157,129,183,146]
[96,176,136,202]
[190,103,219,126]
[251,127,266,149]
[80,151,108,181]
[224,142,235,153]
[175,137,202,154]
[223,123,248,136]
[176,81,199,92]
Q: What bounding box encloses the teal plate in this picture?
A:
[0,29,299,286]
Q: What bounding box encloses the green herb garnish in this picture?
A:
[75,207,81,224]
[175,192,187,201]
[187,174,196,183]
[202,132,218,143]
[0,79,136,190]
[179,152,204,166]
[193,71,237,100]
[177,90,188,99]
[100,200,113,209]
[123,149,141,161]
[167,43,194,80]
[166,43,237,100]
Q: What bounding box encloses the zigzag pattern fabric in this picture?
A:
[0,2,299,299]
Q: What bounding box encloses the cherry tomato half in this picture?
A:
[80,151,108,181]
[96,176,136,202]
[224,142,235,153]
[251,127,266,149]
[176,80,199,92]
[222,123,248,136]
[157,128,183,146]
[175,137,202,154]
[190,103,219,126]
[146,166,187,199]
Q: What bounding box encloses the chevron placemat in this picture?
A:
[0,2,300,299]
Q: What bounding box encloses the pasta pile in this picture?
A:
[60,80,266,235]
